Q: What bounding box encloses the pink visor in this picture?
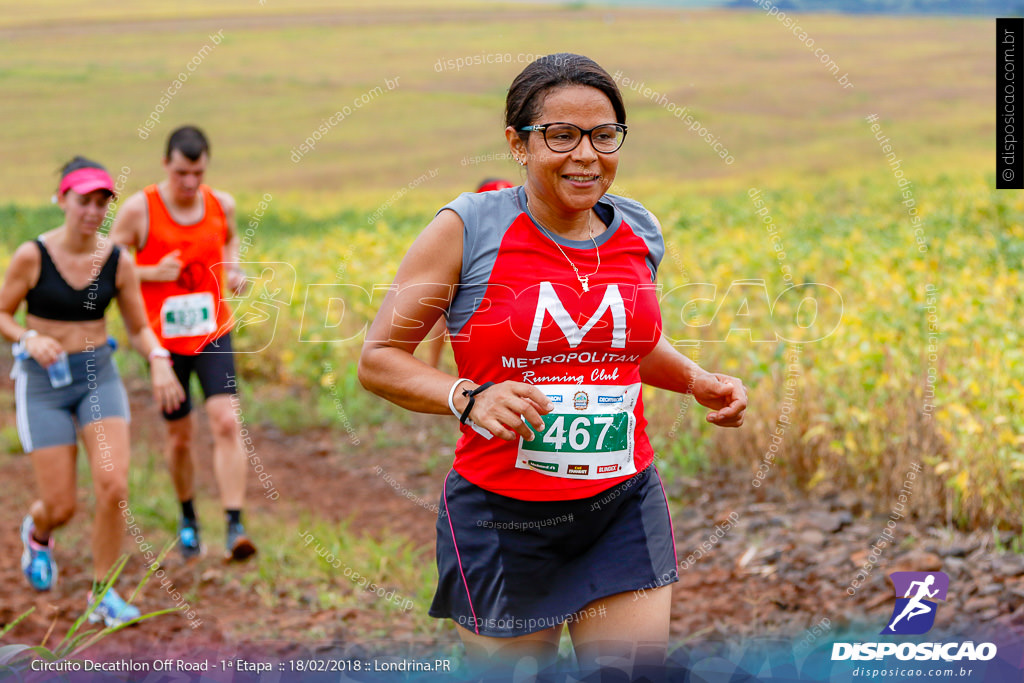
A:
[59,167,116,198]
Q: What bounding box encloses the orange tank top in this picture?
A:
[137,184,234,355]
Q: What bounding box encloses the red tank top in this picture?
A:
[443,187,665,501]
[137,184,234,355]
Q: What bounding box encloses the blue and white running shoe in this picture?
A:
[87,587,141,628]
[178,518,206,561]
[20,515,57,591]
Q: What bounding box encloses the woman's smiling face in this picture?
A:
[512,85,620,215]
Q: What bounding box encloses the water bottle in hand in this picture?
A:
[47,351,72,388]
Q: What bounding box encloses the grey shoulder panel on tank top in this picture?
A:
[440,188,665,336]
[438,187,523,336]
[602,193,665,283]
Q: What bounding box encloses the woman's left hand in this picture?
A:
[691,372,747,427]
[150,358,185,413]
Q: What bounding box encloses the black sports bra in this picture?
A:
[24,239,121,322]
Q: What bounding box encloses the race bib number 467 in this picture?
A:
[516,383,639,480]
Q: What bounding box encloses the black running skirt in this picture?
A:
[429,464,678,637]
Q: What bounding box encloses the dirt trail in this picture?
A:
[2,361,1023,664]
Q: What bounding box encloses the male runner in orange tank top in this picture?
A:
[111,126,257,562]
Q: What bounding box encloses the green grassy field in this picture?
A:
[0,2,991,205]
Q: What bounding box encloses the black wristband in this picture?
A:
[460,382,495,425]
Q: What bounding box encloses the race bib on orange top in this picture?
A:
[516,383,640,480]
[160,292,216,338]
[137,184,234,355]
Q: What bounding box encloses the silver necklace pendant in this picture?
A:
[525,196,601,293]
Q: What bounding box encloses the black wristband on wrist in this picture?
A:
[460,382,495,425]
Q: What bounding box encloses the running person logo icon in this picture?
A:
[881,571,949,635]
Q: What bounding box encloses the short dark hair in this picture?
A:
[60,155,106,178]
[166,125,210,162]
[505,54,626,144]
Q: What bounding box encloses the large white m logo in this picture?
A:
[526,281,626,352]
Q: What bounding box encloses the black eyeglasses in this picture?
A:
[518,122,627,153]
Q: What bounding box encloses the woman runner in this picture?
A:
[0,157,184,626]
[359,54,747,676]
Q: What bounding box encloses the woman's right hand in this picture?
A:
[149,357,185,413]
[24,333,65,368]
[458,381,555,442]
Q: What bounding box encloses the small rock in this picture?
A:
[675,519,706,535]
[713,510,740,525]
[200,569,223,584]
[968,545,994,563]
[313,640,345,654]
[1006,590,1024,614]
[888,550,943,574]
[835,491,863,515]
[933,602,958,629]
[942,556,968,578]
[864,591,893,611]
[928,540,977,558]
[818,547,852,570]
[1005,576,1024,598]
[992,610,1024,631]
[798,530,826,547]
[736,545,758,568]
[845,522,875,537]
[679,573,705,589]
[963,596,999,613]
[991,553,1024,577]
[978,583,1002,597]
[797,512,846,534]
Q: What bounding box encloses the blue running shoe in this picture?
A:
[87,588,141,628]
[225,522,256,562]
[178,518,205,562]
[20,515,57,591]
